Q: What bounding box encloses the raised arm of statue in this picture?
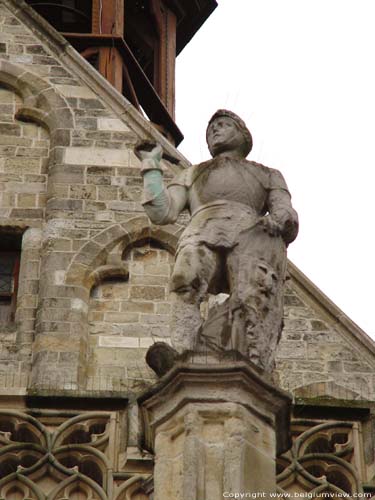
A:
[135,142,188,225]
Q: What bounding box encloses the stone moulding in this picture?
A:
[138,352,292,456]
[88,264,130,290]
[0,59,74,134]
[65,216,182,289]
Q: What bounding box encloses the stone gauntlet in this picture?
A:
[272,207,299,244]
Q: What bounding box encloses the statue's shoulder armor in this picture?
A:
[168,159,213,189]
[244,161,288,191]
[243,160,270,187]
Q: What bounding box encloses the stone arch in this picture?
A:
[48,472,107,500]
[115,475,150,500]
[65,216,181,289]
[0,472,44,500]
[0,59,74,135]
[61,216,181,388]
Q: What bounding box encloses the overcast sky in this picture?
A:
[175,0,375,339]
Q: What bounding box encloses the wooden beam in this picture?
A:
[100,0,124,35]
[62,33,183,145]
[98,47,123,92]
[151,2,177,118]
[90,0,124,92]
[92,0,101,33]
[163,7,177,117]
[80,47,99,59]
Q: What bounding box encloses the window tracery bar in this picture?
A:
[276,419,372,497]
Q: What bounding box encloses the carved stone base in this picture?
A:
[138,352,292,500]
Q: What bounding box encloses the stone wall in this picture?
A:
[0,82,48,380]
[276,269,375,400]
[0,87,48,221]
[88,240,174,391]
[0,0,186,392]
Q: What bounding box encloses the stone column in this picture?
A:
[138,352,291,500]
[30,219,89,391]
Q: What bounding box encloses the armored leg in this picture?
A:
[170,244,220,352]
[226,224,287,371]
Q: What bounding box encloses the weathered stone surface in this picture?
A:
[139,354,292,499]
[64,147,128,166]
[136,110,298,373]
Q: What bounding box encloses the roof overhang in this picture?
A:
[165,0,218,55]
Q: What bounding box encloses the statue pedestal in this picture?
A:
[138,352,291,500]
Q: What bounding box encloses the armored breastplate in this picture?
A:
[188,158,268,215]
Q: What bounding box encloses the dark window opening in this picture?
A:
[0,232,22,323]
[26,0,92,33]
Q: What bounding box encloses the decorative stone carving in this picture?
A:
[136,110,298,372]
[138,352,292,500]
[277,420,367,496]
[0,408,144,499]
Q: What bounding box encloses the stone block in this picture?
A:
[96,185,119,201]
[120,301,154,313]
[310,320,328,331]
[56,84,96,98]
[130,286,165,301]
[276,341,305,359]
[0,138,32,150]
[283,318,310,331]
[131,274,169,286]
[72,139,94,148]
[284,294,305,307]
[104,312,139,324]
[142,263,171,276]
[79,98,106,110]
[85,131,112,141]
[17,193,37,208]
[47,199,83,211]
[64,147,127,166]
[139,338,155,348]
[327,361,343,372]
[10,208,44,219]
[0,123,21,135]
[0,192,16,207]
[155,303,171,314]
[88,312,105,323]
[343,361,372,373]
[75,117,98,130]
[98,336,139,348]
[69,184,97,200]
[87,166,116,176]
[32,332,81,354]
[140,314,169,325]
[98,118,130,131]
[25,44,48,54]
[149,326,170,338]
[7,181,46,194]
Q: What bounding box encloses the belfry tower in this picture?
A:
[25,0,217,144]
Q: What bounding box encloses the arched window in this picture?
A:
[0,231,22,323]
